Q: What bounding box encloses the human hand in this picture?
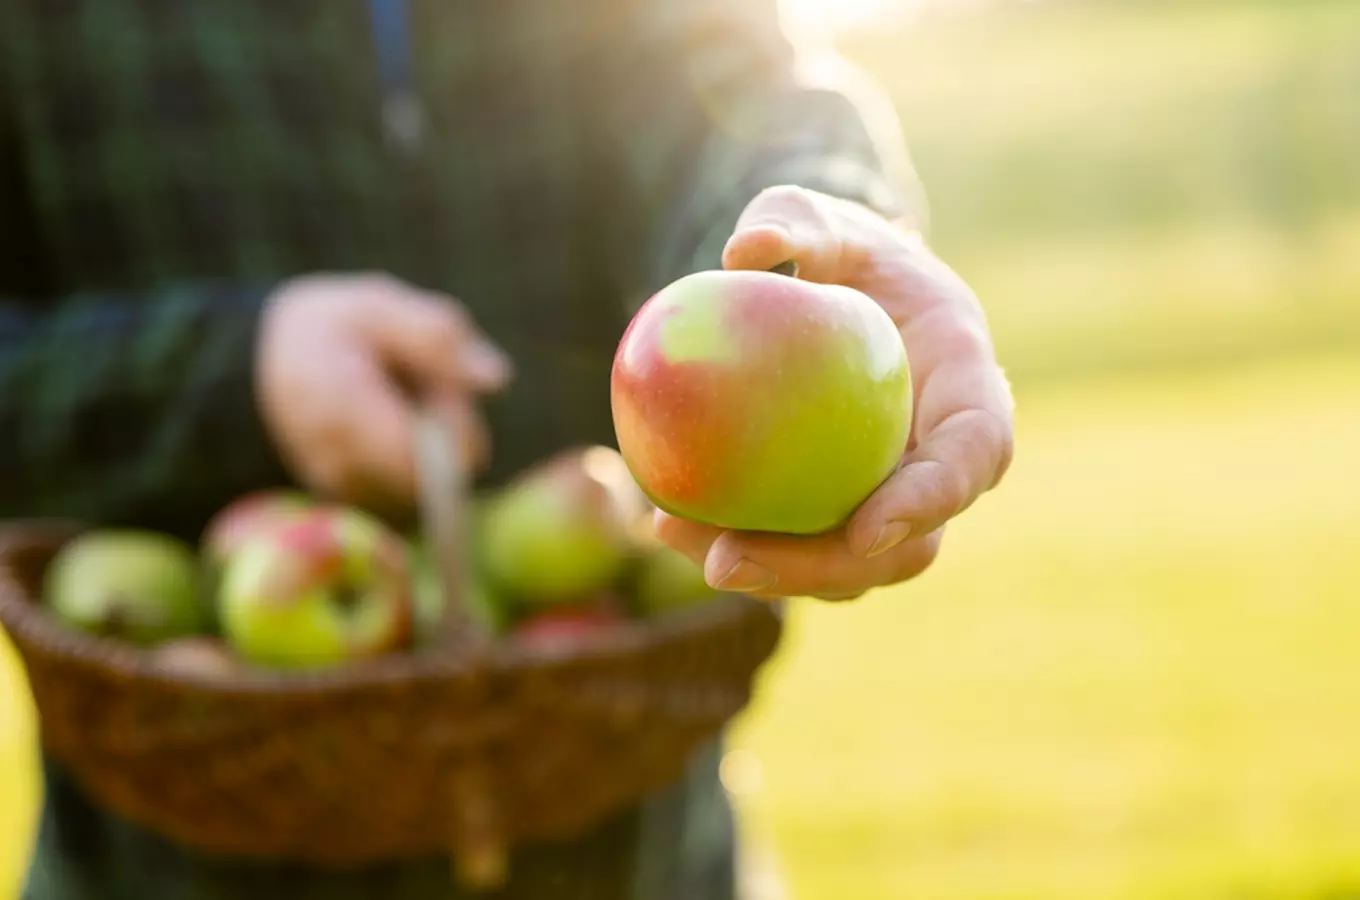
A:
[257,273,512,514]
[654,187,1015,601]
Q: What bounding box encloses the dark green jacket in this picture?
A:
[0,0,915,896]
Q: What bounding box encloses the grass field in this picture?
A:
[4,0,1360,897]
[727,352,1360,900]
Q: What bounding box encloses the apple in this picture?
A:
[218,507,414,669]
[478,446,643,605]
[611,269,912,535]
[633,543,723,617]
[44,531,205,646]
[510,597,628,651]
[151,637,242,677]
[201,490,315,569]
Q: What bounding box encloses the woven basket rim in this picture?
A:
[0,519,773,699]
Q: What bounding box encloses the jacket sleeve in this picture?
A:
[599,0,927,291]
[0,283,293,534]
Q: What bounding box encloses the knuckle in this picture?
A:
[754,184,819,220]
[932,314,992,361]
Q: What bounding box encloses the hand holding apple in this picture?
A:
[612,268,911,536]
[643,187,1015,601]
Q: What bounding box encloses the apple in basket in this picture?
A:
[151,636,244,677]
[218,507,415,669]
[633,542,724,618]
[201,489,315,569]
[611,268,913,535]
[510,596,629,651]
[478,446,646,605]
[44,530,207,647]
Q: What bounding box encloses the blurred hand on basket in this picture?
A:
[654,187,1015,603]
[257,273,513,514]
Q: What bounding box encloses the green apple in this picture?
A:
[218,507,414,669]
[478,446,644,605]
[633,543,723,617]
[44,531,205,646]
[611,268,912,535]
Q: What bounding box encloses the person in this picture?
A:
[0,0,1014,897]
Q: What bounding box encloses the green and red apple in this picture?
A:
[201,489,314,569]
[611,269,912,535]
[44,531,206,646]
[218,507,414,669]
[478,446,644,605]
[510,596,628,651]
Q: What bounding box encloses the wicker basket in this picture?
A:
[0,520,783,888]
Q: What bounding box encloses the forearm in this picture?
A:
[0,282,291,535]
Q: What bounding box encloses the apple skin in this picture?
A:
[44,531,206,647]
[510,597,628,651]
[201,490,315,569]
[218,507,415,670]
[611,269,913,535]
[478,447,644,606]
[633,543,723,617]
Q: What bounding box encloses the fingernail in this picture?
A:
[713,558,777,594]
[865,521,912,558]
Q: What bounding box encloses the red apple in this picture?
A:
[218,507,414,669]
[611,269,912,535]
[510,598,628,651]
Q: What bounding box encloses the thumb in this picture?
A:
[365,284,513,398]
[722,186,853,284]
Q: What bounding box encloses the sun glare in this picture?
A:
[780,0,910,33]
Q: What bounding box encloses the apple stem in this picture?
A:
[768,260,800,278]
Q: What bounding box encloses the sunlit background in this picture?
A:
[4,0,1360,898]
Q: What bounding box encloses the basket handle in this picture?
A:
[414,406,493,659]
